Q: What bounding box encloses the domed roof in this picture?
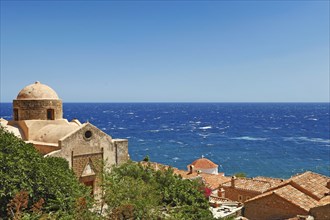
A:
[16,81,59,100]
[190,157,218,169]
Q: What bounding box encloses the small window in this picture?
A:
[238,195,243,202]
[47,109,54,120]
[246,196,251,201]
[84,130,92,139]
[14,109,19,121]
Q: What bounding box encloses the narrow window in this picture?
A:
[14,109,19,121]
[47,109,54,120]
[238,195,243,202]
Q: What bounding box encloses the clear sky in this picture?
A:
[1,1,329,102]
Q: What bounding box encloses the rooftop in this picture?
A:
[222,177,283,193]
[189,157,218,169]
[16,81,60,100]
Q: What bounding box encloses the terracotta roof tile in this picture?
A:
[222,177,278,193]
[190,158,218,169]
[173,169,230,190]
[246,185,319,212]
[289,171,329,200]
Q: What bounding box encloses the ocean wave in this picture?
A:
[172,157,179,161]
[268,127,281,130]
[284,137,330,144]
[199,126,212,130]
[306,118,318,121]
[231,136,268,141]
[149,130,160,133]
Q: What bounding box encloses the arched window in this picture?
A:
[47,109,55,120]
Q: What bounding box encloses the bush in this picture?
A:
[102,161,214,219]
[0,127,92,218]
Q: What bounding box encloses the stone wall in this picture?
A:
[13,99,62,120]
[221,186,260,202]
[113,139,129,165]
[310,203,330,220]
[244,193,308,219]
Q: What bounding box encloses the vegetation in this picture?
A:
[234,172,247,178]
[1,127,214,219]
[102,161,214,219]
[0,127,93,219]
[142,155,150,162]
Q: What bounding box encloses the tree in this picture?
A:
[0,127,93,218]
[102,161,214,219]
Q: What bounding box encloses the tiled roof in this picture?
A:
[245,171,330,212]
[289,171,329,200]
[190,158,218,169]
[222,178,278,193]
[173,169,230,190]
[254,176,284,187]
[200,173,231,190]
[246,185,319,212]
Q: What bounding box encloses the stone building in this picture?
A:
[187,157,219,175]
[0,81,129,195]
[219,176,283,202]
[243,171,330,220]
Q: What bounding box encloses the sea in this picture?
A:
[1,103,329,179]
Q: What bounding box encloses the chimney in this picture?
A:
[231,176,236,188]
[189,165,194,174]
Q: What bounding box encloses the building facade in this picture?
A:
[1,81,129,195]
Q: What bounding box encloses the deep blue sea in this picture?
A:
[1,103,329,178]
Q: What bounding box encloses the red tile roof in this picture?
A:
[222,177,282,193]
[289,171,329,200]
[245,171,330,212]
[189,158,218,169]
[173,169,230,190]
[246,184,319,212]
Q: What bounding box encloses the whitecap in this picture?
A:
[297,137,330,144]
[118,127,126,130]
[231,136,268,141]
[149,130,160,133]
[172,157,179,160]
[127,112,134,115]
[284,137,330,144]
[307,118,318,121]
[199,126,212,130]
[268,127,281,130]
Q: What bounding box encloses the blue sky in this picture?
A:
[1,1,329,102]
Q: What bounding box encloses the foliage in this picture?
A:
[102,161,214,219]
[142,155,150,162]
[0,127,94,218]
[234,172,247,178]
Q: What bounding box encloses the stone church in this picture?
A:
[0,81,129,194]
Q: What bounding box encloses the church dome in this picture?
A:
[16,81,59,100]
[190,158,218,169]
